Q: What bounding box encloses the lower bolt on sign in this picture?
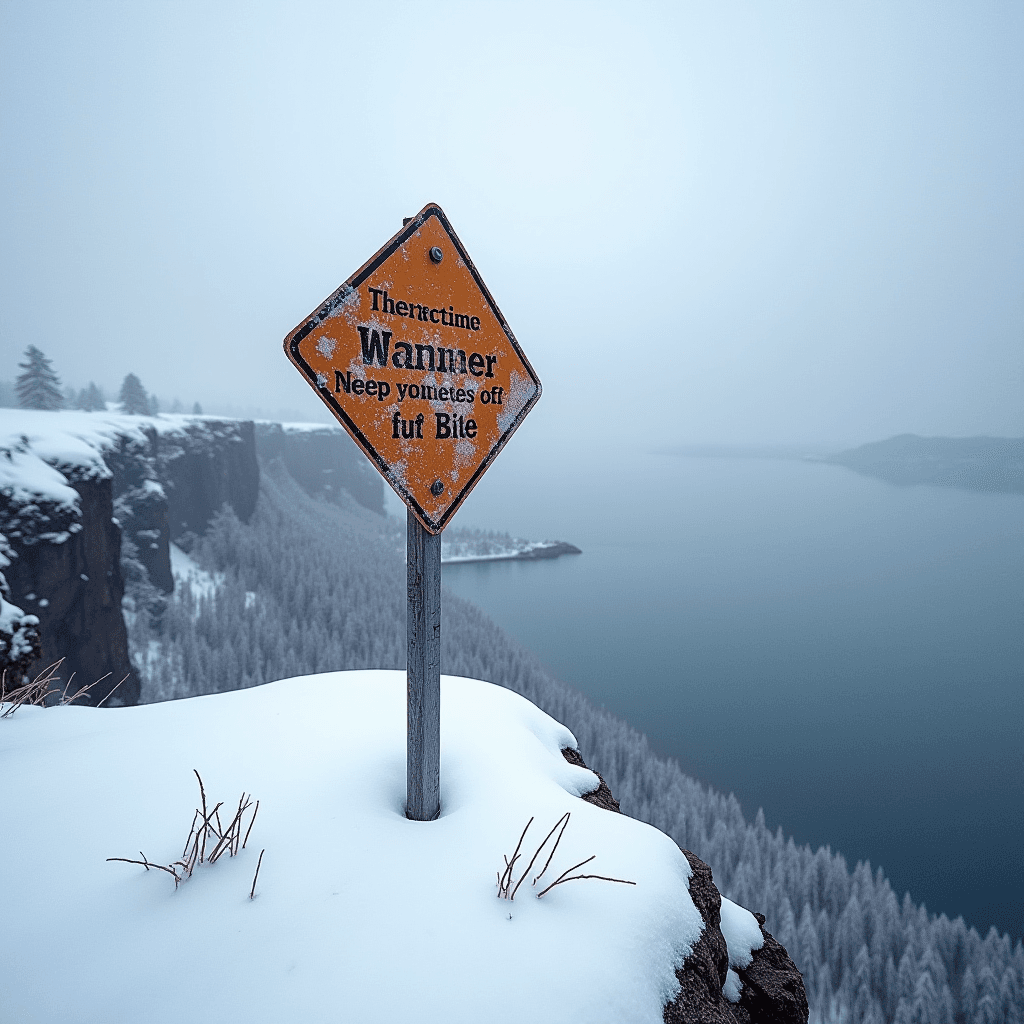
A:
[283,203,541,533]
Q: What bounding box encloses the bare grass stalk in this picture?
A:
[108,770,261,897]
[497,812,636,901]
[242,800,259,849]
[249,849,264,900]
[496,816,533,898]
[1,662,128,716]
[1,659,64,716]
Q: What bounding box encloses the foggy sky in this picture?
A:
[1,0,1021,451]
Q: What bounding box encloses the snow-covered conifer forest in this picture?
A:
[124,456,1023,1024]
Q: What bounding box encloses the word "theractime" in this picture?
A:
[367,288,481,331]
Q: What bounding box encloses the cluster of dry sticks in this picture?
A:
[497,812,636,900]
[1,658,127,718]
[108,770,264,899]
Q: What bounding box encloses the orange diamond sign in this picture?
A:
[284,204,541,534]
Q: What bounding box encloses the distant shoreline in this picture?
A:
[655,436,1024,496]
[820,434,1024,495]
[442,541,582,565]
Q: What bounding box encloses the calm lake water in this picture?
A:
[440,444,1024,940]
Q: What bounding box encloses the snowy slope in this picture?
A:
[3,671,706,1023]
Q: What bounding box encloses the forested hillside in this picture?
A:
[128,459,1024,1024]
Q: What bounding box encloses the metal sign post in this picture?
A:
[283,203,541,820]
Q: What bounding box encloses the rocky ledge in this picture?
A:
[562,747,808,1024]
[0,411,261,703]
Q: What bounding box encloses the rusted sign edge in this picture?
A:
[283,202,542,534]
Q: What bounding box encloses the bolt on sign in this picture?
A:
[283,203,542,533]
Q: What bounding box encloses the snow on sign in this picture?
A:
[284,204,542,533]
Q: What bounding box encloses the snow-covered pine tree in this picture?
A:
[15,346,64,410]
[192,401,203,415]
[119,374,150,415]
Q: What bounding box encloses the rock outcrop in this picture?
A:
[0,533,42,687]
[729,914,809,1024]
[1,470,135,705]
[107,418,259,593]
[562,747,809,1024]
[1,412,261,703]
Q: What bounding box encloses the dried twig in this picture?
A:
[496,817,534,898]
[537,872,637,898]
[1,659,64,715]
[243,800,259,850]
[1,662,126,714]
[524,812,571,893]
[497,814,636,902]
[250,849,264,900]
[109,771,261,896]
[182,809,199,857]
[95,673,128,708]
[106,855,182,886]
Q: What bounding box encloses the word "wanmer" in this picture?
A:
[357,326,498,378]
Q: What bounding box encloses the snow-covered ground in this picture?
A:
[0,670,763,1023]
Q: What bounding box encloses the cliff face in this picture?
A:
[0,467,135,705]
[159,419,260,540]
[255,422,384,515]
[107,419,259,593]
[0,412,261,704]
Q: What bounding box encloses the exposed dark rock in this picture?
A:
[104,418,259,592]
[561,746,807,1024]
[159,419,259,540]
[255,422,384,516]
[0,475,136,706]
[664,848,735,1024]
[114,482,172,593]
[733,914,809,1024]
[561,746,621,813]
[0,538,42,687]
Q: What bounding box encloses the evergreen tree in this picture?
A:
[78,382,105,412]
[192,401,203,415]
[119,373,150,415]
[148,393,160,416]
[15,346,64,410]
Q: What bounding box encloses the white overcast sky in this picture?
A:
[1,0,1021,449]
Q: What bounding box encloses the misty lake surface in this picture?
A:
[440,445,1024,940]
